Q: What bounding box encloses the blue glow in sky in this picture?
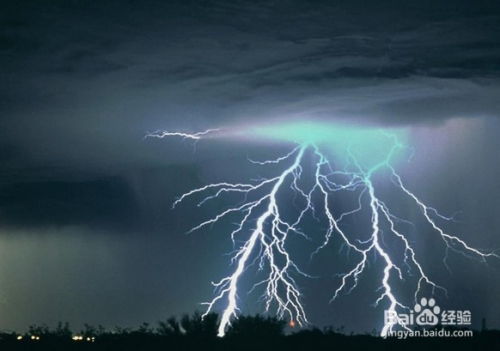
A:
[249,121,409,172]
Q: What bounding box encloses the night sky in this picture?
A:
[1,0,500,334]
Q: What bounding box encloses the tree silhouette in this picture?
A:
[157,317,181,336]
[180,311,218,338]
[0,313,497,350]
[226,315,286,339]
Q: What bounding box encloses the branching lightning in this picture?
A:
[149,126,497,337]
[146,128,220,140]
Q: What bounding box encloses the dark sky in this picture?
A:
[0,0,499,333]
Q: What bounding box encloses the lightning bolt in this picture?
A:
[149,127,497,337]
[146,128,220,140]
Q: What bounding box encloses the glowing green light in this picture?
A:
[250,121,408,172]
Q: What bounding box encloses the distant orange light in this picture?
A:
[289,320,296,328]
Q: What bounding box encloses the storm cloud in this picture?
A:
[0,0,499,333]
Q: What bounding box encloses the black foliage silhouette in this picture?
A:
[225,315,286,339]
[0,313,497,351]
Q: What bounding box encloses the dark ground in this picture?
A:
[0,314,497,351]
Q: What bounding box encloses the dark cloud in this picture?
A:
[2,1,499,121]
[0,0,498,176]
[0,177,140,231]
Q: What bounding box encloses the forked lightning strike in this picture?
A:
[149,127,497,337]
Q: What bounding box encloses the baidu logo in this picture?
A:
[384,297,472,330]
[414,297,440,326]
